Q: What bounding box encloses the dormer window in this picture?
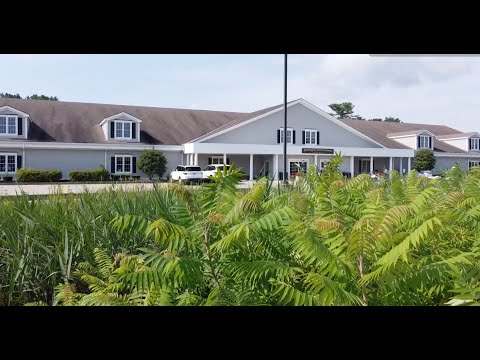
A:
[115,121,132,139]
[418,135,432,149]
[0,116,18,136]
[470,138,480,150]
[100,112,142,142]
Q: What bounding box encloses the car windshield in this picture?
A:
[216,165,230,169]
[186,167,202,171]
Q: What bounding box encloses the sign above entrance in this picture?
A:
[302,148,334,154]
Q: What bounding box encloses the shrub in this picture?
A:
[137,150,167,180]
[69,165,110,182]
[16,168,63,182]
[413,149,436,171]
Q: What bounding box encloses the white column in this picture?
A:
[370,156,374,174]
[389,157,393,178]
[408,157,411,173]
[194,153,198,166]
[23,144,26,168]
[400,157,403,175]
[249,154,254,181]
[314,155,318,169]
[274,154,279,180]
[223,153,227,165]
[350,156,354,179]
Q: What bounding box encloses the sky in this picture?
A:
[0,54,478,132]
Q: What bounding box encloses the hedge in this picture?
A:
[69,166,110,182]
[16,168,63,182]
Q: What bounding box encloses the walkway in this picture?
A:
[0,180,258,196]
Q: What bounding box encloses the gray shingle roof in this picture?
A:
[340,119,467,153]
[0,98,246,145]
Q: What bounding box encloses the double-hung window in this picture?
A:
[115,121,132,139]
[469,160,480,168]
[280,128,293,144]
[115,155,132,173]
[0,116,17,136]
[418,135,431,149]
[0,154,17,173]
[470,138,480,150]
[304,129,317,145]
[210,156,224,165]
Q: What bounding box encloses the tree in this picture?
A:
[384,116,401,123]
[137,150,167,180]
[328,102,355,119]
[0,92,58,101]
[26,94,59,101]
[413,149,436,171]
[368,118,382,122]
[0,93,22,99]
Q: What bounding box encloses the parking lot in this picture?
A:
[0,180,257,196]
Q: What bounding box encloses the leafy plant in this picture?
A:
[137,150,167,180]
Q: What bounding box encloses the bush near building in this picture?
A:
[69,166,110,182]
[16,168,63,182]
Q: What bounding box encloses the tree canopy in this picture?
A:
[137,150,168,180]
[413,149,436,171]
[0,92,58,101]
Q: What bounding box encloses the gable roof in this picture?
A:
[189,102,292,143]
[387,129,434,137]
[0,98,246,145]
[437,132,480,140]
[190,98,386,147]
[340,119,468,153]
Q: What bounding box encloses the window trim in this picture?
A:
[210,156,224,165]
[470,138,480,151]
[114,120,133,140]
[280,127,294,144]
[304,129,317,145]
[418,135,431,149]
[0,115,18,136]
[0,153,17,174]
[115,155,133,174]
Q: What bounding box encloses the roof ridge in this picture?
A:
[0,97,246,115]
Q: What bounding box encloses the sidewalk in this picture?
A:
[0,180,261,196]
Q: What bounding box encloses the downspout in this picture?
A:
[22,143,25,168]
[105,145,108,170]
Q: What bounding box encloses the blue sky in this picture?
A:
[0,54,479,131]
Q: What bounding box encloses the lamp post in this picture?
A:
[283,54,288,185]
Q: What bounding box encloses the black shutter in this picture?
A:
[277,129,280,143]
[417,136,420,148]
[208,158,212,165]
[469,139,472,150]
[132,157,137,173]
[302,131,305,144]
[293,130,296,144]
[132,123,137,139]
[17,155,22,170]
[429,137,432,149]
[227,158,230,165]
[110,122,115,138]
[317,131,320,145]
[17,118,23,136]
[111,157,115,173]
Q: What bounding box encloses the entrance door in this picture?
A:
[289,160,308,181]
[360,159,371,173]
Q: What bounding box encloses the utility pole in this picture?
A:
[283,54,288,185]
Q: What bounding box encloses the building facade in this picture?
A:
[0,98,479,181]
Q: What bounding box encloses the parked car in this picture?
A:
[419,170,440,179]
[170,165,203,184]
[203,164,230,179]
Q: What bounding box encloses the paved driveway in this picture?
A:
[0,180,258,196]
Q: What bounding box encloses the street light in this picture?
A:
[283,54,288,185]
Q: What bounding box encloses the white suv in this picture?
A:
[170,165,203,184]
[203,164,230,179]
